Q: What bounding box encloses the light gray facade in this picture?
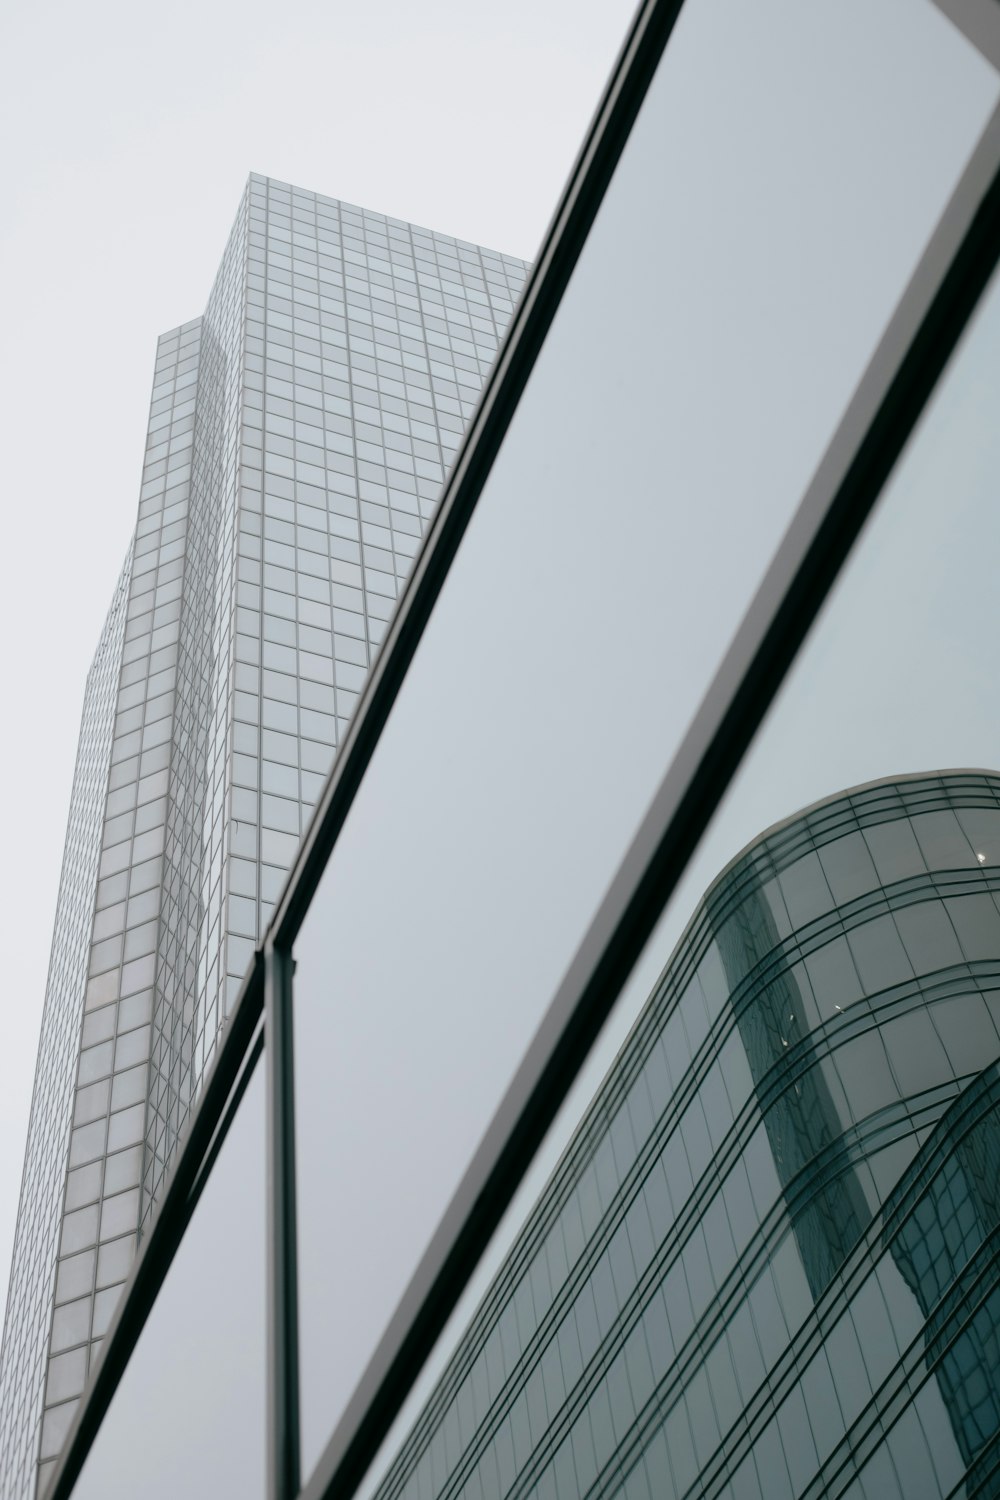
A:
[0,557,133,1500]
[0,173,527,1500]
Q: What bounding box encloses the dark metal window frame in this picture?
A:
[42,1,1000,1498]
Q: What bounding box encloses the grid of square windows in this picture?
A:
[32,320,207,1494]
[229,177,527,1044]
[144,191,250,1221]
[0,553,133,1500]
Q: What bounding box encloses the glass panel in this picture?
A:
[70,1059,265,1499]
[352,237,1000,1500]
[293,0,999,1478]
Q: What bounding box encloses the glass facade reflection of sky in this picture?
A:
[0,175,526,1500]
[361,104,1000,1500]
[291,0,999,1478]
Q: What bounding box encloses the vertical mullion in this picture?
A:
[265,940,301,1500]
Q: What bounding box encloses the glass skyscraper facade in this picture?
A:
[0,174,527,1500]
[8,4,1000,1500]
[0,560,133,1500]
[367,772,1000,1500]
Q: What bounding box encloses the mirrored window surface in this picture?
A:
[349,221,1000,1500]
[291,0,999,1478]
[68,1060,266,1500]
[652,229,1000,966]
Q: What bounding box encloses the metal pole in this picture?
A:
[265,940,301,1500]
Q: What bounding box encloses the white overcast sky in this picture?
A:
[0,0,636,1321]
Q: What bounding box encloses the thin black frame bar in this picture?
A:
[34,3,1000,1500]
[266,942,302,1500]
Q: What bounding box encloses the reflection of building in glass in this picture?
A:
[715,864,872,1301]
[886,1064,1000,1497]
[0,175,527,1500]
[372,772,1000,1500]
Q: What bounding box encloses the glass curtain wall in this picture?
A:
[37,4,1000,1500]
[290,0,999,1487]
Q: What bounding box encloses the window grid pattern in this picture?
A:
[33,319,206,1496]
[0,552,133,1500]
[226,175,527,1001]
[142,188,250,1220]
[370,774,1000,1500]
[0,175,527,1500]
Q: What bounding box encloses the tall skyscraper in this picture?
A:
[0,173,528,1500]
[365,772,1000,1500]
[8,4,1000,1498]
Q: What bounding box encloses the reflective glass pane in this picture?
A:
[356,237,1000,1500]
[70,1060,265,1499]
[293,0,999,1477]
